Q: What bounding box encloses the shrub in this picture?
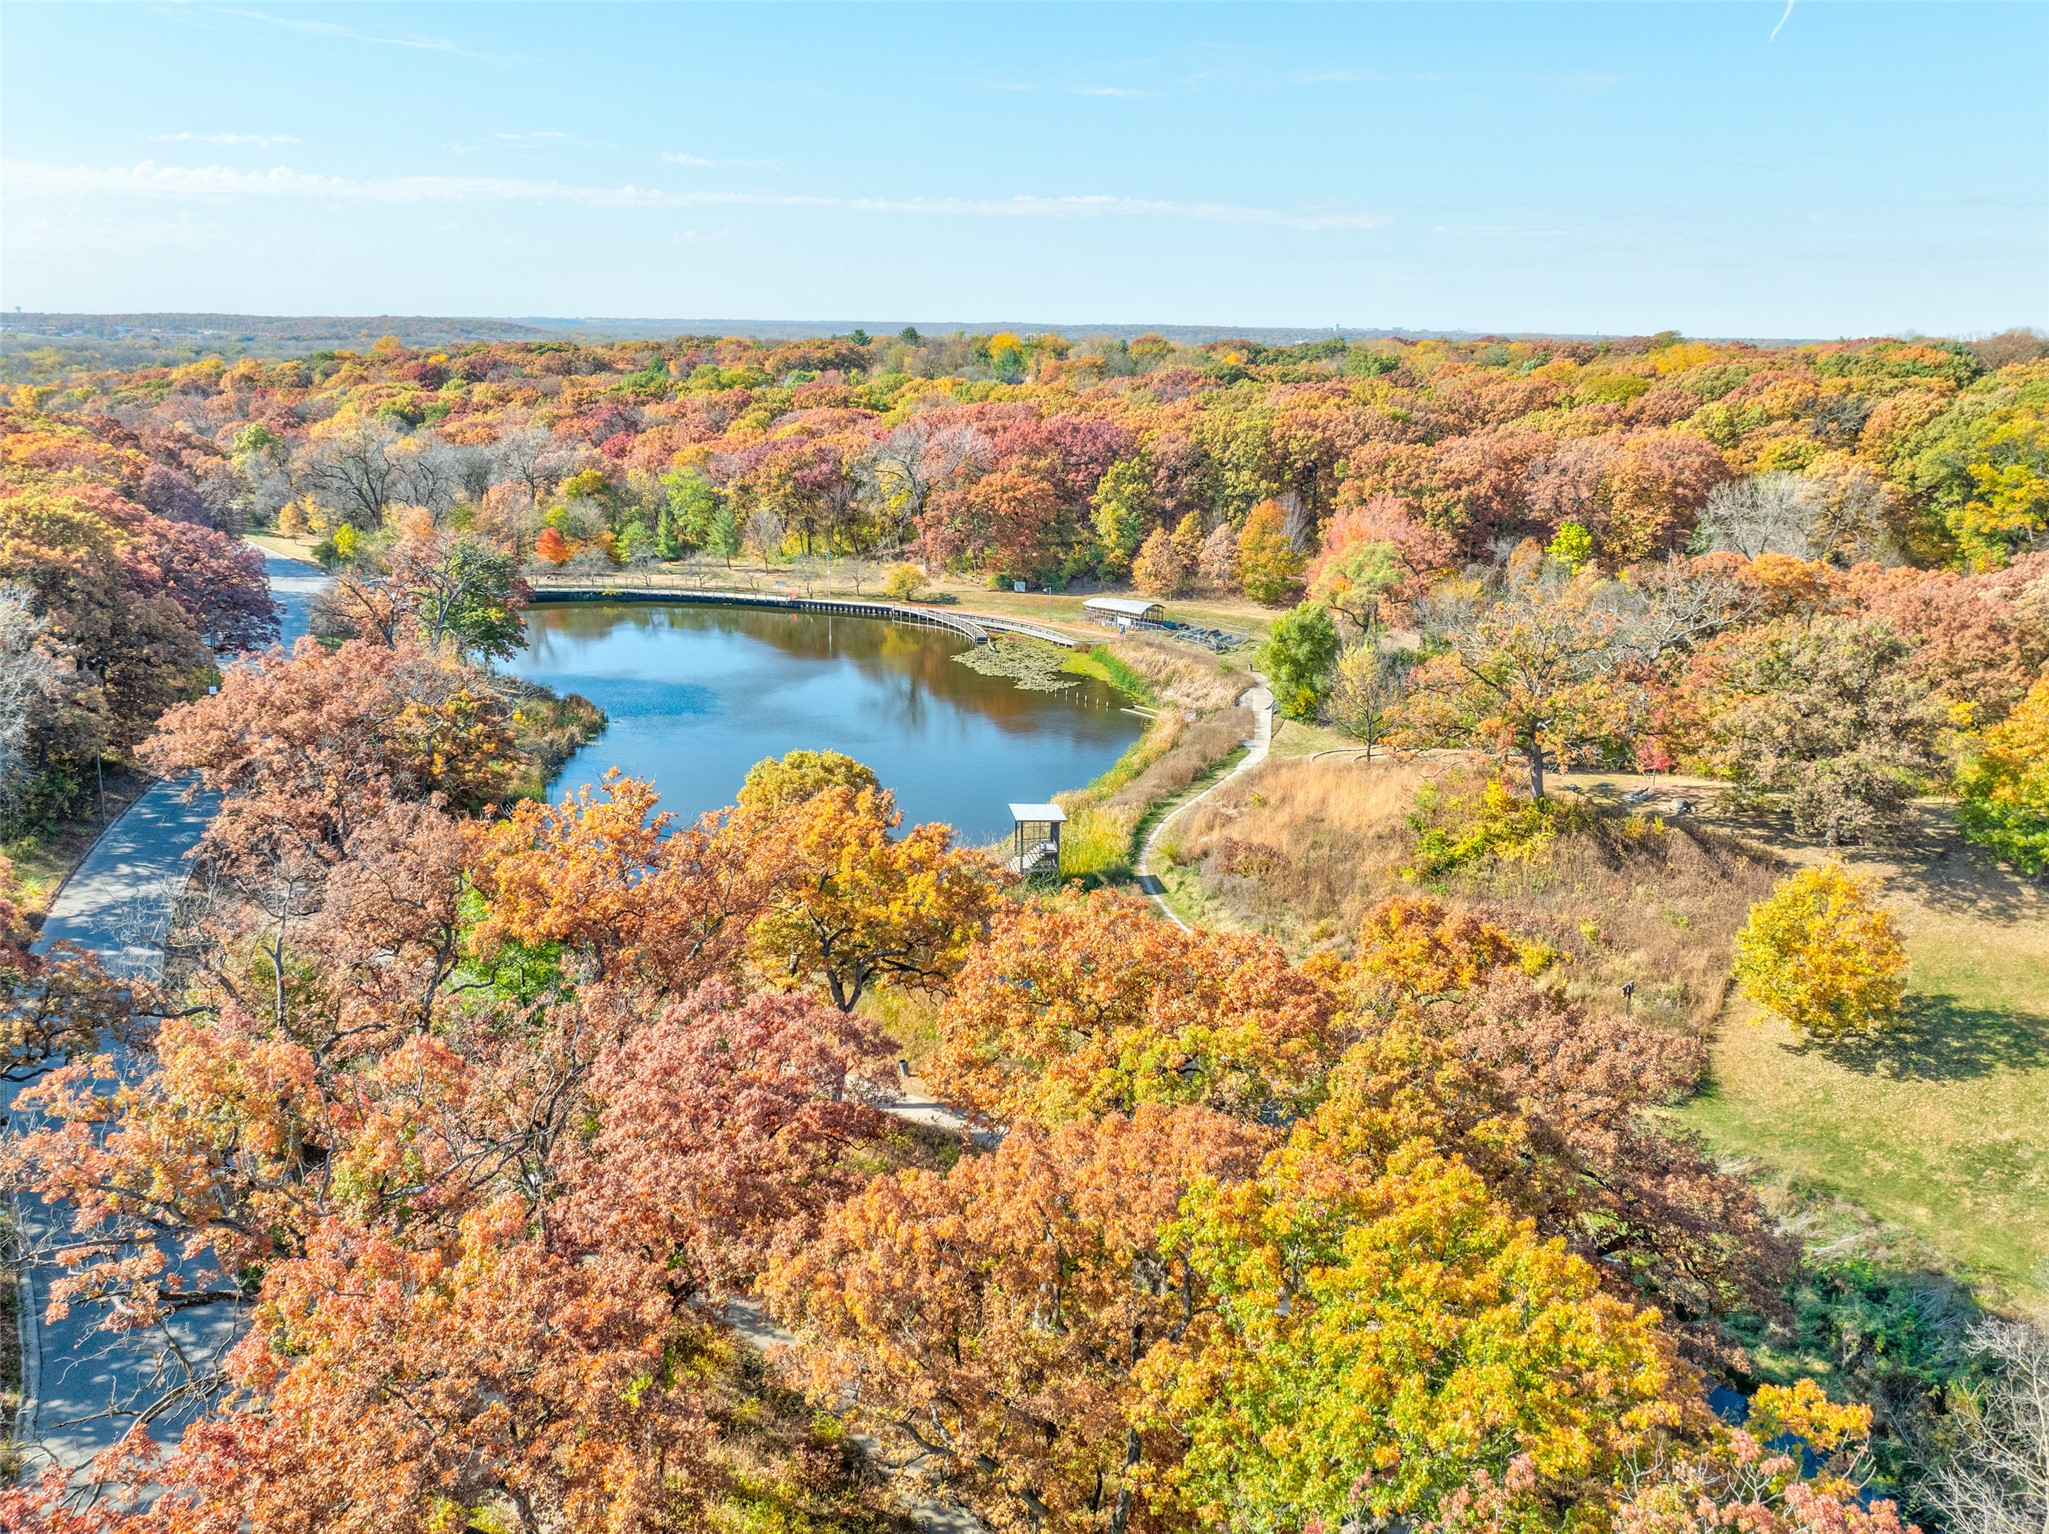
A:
[881,563,926,602]
[1405,774,1586,879]
[1732,863,1907,1041]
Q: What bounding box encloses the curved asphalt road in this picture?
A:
[8,548,326,1473]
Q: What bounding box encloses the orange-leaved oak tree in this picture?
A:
[465,770,769,996]
[923,889,1339,1127]
[1394,545,1646,799]
[744,776,1004,1012]
[765,1103,1272,1534]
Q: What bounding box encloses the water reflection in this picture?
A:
[508,602,1143,842]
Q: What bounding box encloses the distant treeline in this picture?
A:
[0,313,1831,384]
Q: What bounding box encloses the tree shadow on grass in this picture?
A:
[1813,993,2049,1082]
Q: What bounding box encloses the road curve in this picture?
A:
[7,548,326,1474]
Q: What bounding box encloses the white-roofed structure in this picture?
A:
[1008,802,1067,885]
[1081,596,1164,626]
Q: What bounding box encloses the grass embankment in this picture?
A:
[502,680,607,800]
[2,767,153,925]
[1050,636,1253,884]
[1678,805,2049,1303]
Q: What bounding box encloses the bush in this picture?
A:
[1732,863,1907,1041]
[1405,773,1585,879]
[881,563,926,602]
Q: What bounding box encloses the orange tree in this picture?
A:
[1394,548,1644,798]
[729,750,1006,1012]
[923,889,1339,1127]
[765,1105,1271,1534]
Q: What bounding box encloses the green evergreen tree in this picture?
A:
[707,503,743,566]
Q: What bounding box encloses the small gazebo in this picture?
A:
[1008,802,1067,885]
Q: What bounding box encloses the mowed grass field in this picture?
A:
[1159,746,2049,1305]
[1679,805,2049,1303]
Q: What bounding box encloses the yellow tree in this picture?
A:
[1733,864,1907,1042]
[737,752,1004,1012]
[1234,498,1304,605]
[1143,1131,1690,1531]
[1957,673,2049,874]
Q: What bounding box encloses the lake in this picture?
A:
[507,601,1144,843]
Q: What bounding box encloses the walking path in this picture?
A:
[8,549,325,1474]
[1134,682,1274,931]
[527,579,1091,649]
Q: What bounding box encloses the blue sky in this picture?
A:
[3,2,2044,336]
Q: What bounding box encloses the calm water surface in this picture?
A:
[508,602,1144,842]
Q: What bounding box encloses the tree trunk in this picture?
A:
[1108,1428,1142,1534]
[1526,739,1546,800]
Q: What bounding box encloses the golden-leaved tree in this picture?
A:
[1733,863,1908,1041]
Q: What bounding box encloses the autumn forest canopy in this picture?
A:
[1,319,2048,1533]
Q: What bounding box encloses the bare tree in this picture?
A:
[1805,459,1900,565]
[864,417,987,551]
[745,505,787,563]
[495,422,567,509]
[452,442,500,504]
[1697,472,1818,559]
[1615,553,1766,663]
[0,582,70,814]
[295,417,401,529]
[1929,1317,2049,1534]
[390,436,464,516]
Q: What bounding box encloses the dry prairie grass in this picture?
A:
[1058,707,1253,881]
[1103,633,1251,712]
[1165,756,1780,1036]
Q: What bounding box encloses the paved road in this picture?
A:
[8,549,324,1473]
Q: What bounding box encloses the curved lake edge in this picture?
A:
[512,596,1153,845]
[526,583,1088,649]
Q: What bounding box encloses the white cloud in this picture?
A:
[209,7,514,63]
[7,159,1392,232]
[149,132,300,148]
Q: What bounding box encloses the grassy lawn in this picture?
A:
[1678,805,2049,1304]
